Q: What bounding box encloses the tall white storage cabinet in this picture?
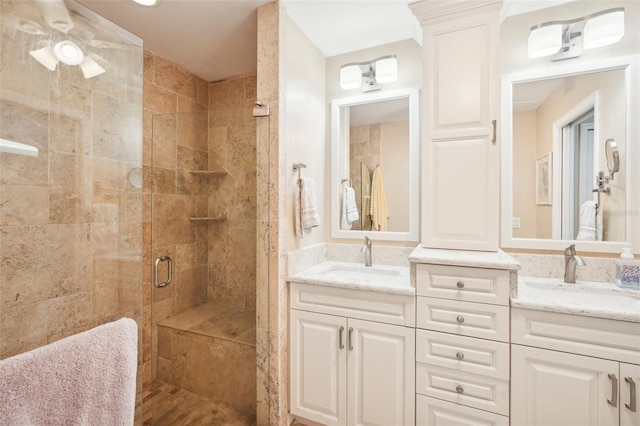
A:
[411,0,502,251]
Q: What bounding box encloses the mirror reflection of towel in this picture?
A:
[576,200,602,241]
[370,166,389,231]
[341,186,359,230]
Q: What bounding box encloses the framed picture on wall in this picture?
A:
[536,152,552,205]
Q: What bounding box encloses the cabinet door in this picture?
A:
[511,345,619,426]
[347,319,415,426]
[421,11,500,251]
[290,310,347,425]
[621,363,640,426]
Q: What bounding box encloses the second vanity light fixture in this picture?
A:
[528,7,624,61]
[340,55,398,92]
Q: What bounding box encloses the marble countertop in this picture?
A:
[287,261,414,296]
[409,246,521,271]
[512,276,640,323]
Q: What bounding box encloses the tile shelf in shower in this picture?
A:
[189,216,227,223]
[189,165,229,177]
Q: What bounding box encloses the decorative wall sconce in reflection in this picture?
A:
[528,8,624,61]
[340,55,398,92]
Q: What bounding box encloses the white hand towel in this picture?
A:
[345,186,359,223]
[341,187,351,231]
[295,177,320,238]
[576,200,597,241]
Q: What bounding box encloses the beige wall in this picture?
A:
[282,9,327,249]
[381,120,410,232]
[512,110,538,238]
[521,70,626,240]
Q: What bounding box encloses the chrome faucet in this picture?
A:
[361,236,373,267]
[564,244,586,283]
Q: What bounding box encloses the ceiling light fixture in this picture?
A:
[30,40,106,79]
[131,0,159,6]
[528,7,624,62]
[339,55,398,92]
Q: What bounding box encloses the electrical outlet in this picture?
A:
[512,217,521,229]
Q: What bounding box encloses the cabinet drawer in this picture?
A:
[417,297,509,342]
[416,363,509,416]
[416,394,509,426]
[416,329,509,379]
[416,264,510,305]
[511,308,640,365]
[290,282,415,327]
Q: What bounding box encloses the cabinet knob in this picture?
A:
[456,281,465,289]
[456,385,464,394]
[456,352,465,360]
[456,315,465,324]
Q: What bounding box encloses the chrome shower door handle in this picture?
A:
[154,256,172,288]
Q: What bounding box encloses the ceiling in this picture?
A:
[74,0,421,82]
[73,0,573,83]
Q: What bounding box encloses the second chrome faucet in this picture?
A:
[361,236,372,267]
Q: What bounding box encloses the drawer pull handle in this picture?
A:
[626,377,636,412]
[608,373,618,407]
[456,385,464,394]
[456,315,465,324]
[456,352,465,360]
[456,280,465,289]
[339,326,345,349]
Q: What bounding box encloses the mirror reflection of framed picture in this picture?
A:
[536,152,552,205]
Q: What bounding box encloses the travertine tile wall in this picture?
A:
[349,124,381,231]
[141,50,211,389]
[0,0,143,359]
[207,75,257,310]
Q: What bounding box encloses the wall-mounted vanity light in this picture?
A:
[340,55,398,92]
[528,8,624,61]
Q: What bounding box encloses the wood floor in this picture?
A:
[142,381,256,426]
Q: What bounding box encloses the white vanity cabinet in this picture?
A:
[289,282,415,426]
[511,308,640,426]
[410,0,501,251]
[412,258,516,425]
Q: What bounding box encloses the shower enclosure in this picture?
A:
[2,1,260,424]
[0,0,143,418]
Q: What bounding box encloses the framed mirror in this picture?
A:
[331,88,420,241]
[500,58,637,253]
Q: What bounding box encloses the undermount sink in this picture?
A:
[514,276,640,322]
[287,261,412,295]
[320,264,403,284]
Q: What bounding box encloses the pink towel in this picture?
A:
[0,317,138,425]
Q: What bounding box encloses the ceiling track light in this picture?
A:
[339,55,398,92]
[528,7,624,62]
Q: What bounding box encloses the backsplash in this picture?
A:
[509,253,616,284]
[287,243,414,276]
